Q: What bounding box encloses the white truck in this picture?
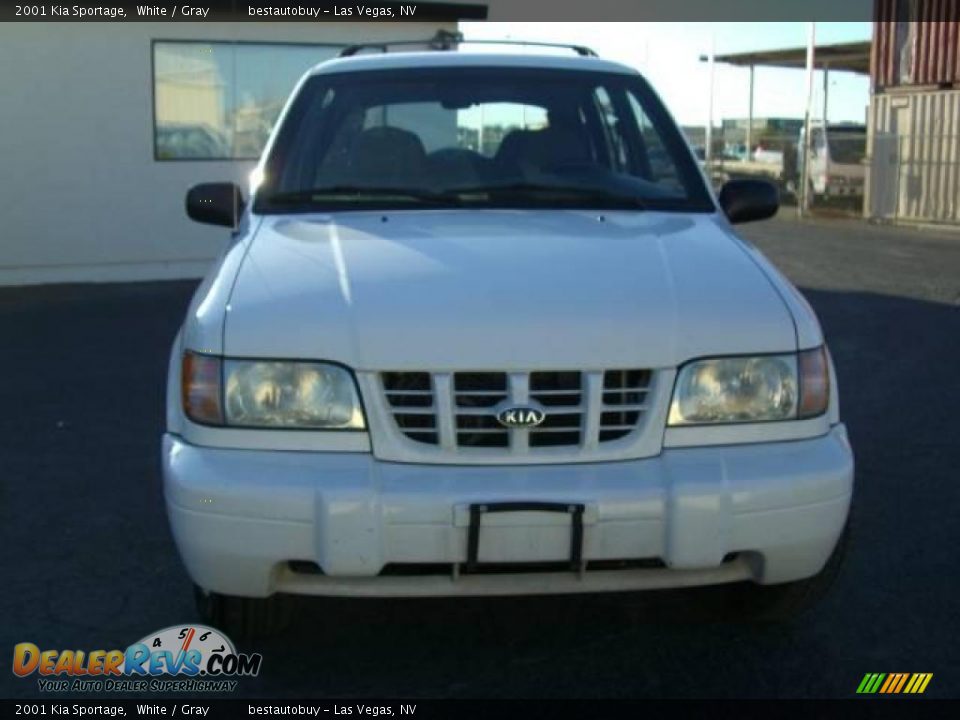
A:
[164,41,853,635]
[798,122,867,202]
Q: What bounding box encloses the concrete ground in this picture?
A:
[2,213,958,698]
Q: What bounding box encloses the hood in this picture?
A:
[223,210,797,370]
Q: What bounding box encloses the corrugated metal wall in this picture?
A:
[866,89,960,222]
[872,0,960,89]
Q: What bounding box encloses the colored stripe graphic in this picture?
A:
[909,673,933,694]
[857,673,886,695]
[879,674,897,693]
[857,673,932,694]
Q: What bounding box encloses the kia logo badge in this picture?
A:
[496,406,546,428]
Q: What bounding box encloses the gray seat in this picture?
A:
[494,129,537,176]
[495,126,592,177]
[345,126,428,186]
[520,126,592,170]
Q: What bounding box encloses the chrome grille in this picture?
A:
[379,369,653,455]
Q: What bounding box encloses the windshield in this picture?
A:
[827,130,867,165]
[254,67,713,213]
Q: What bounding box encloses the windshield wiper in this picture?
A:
[261,183,648,210]
[263,185,459,206]
[447,182,648,208]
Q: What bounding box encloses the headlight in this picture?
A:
[182,353,365,429]
[225,360,365,428]
[668,348,829,426]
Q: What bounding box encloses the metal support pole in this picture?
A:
[705,37,715,172]
[800,22,816,217]
[747,65,754,160]
[822,64,830,194]
[479,102,485,155]
[823,65,830,123]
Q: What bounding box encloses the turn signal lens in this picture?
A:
[798,346,830,419]
[181,352,223,425]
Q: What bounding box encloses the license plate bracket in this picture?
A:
[465,501,586,573]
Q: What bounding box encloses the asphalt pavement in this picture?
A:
[2,213,959,698]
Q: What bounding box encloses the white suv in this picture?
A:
[165,44,853,634]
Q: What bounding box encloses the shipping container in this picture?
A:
[866,88,960,223]
[872,0,960,90]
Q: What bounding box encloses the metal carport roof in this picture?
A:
[714,41,871,74]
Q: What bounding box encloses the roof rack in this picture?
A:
[339,30,597,58]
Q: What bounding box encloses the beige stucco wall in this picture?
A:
[0,21,454,285]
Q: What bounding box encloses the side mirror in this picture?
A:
[186,183,245,228]
[718,179,779,224]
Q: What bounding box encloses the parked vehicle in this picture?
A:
[165,42,854,634]
[797,122,867,201]
[155,123,229,160]
[752,146,784,166]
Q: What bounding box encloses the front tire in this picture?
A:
[193,584,294,639]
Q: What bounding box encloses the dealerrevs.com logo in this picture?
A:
[12,625,262,693]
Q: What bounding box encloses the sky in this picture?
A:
[461,22,872,128]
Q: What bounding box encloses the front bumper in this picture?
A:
[163,426,853,598]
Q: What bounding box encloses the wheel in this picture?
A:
[727,516,852,623]
[193,584,294,639]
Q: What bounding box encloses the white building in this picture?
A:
[0,18,477,286]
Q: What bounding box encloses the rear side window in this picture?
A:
[626,92,685,194]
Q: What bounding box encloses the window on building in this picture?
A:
[153,41,340,160]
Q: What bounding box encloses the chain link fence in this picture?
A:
[696,130,866,215]
[695,126,960,225]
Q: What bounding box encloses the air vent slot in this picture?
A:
[382,372,438,444]
[599,369,651,442]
